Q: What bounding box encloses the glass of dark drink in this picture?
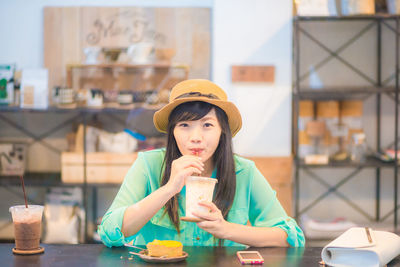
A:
[9,205,44,251]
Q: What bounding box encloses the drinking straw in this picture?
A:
[19,175,28,208]
[193,150,201,176]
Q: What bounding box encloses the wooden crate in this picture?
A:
[61,152,137,183]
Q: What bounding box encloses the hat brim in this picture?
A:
[153,96,242,137]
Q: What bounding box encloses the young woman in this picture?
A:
[98,79,305,247]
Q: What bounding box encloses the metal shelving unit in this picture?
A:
[0,107,130,243]
[293,15,400,228]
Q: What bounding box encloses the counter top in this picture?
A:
[1,243,400,267]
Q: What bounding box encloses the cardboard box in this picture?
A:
[299,100,314,118]
[294,0,339,16]
[61,152,137,183]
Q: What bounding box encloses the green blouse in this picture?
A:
[98,148,305,247]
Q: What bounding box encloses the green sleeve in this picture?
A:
[249,165,305,247]
[98,152,150,247]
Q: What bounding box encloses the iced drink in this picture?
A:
[185,176,217,220]
[9,205,44,250]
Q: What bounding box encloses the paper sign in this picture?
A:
[20,68,48,109]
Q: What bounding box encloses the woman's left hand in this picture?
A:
[192,201,229,239]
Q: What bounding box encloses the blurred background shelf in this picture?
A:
[292,14,400,229]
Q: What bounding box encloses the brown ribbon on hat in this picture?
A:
[175,92,220,100]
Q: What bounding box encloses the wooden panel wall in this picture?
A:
[44,7,211,90]
[248,157,293,216]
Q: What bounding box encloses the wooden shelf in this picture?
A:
[66,62,189,92]
[294,14,400,21]
[0,103,165,113]
[294,86,397,100]
[66,62,189,69]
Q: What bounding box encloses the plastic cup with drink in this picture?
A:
[9,175,44,254]
[181,176,217,222]
[9,205,44,253]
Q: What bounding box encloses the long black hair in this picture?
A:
[160,101,236,238]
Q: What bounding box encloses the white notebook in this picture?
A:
[321,227,400,267]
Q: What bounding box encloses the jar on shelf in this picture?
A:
[350,132,367,163]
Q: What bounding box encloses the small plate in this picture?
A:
[130,250,188,263]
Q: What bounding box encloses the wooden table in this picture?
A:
[1,243,400,266]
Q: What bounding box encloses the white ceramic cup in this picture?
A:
[127,43,155,64]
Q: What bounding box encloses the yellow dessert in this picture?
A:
[146,240,183,257]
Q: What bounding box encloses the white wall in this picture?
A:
[214,0,293,156]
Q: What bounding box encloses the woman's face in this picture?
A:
[173,108,222,164]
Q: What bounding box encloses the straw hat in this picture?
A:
[153,79,242,136]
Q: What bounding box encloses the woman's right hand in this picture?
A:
[165,155,204,195]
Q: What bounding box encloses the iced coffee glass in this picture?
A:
[183,176,217,222]
[9,205,44,251]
